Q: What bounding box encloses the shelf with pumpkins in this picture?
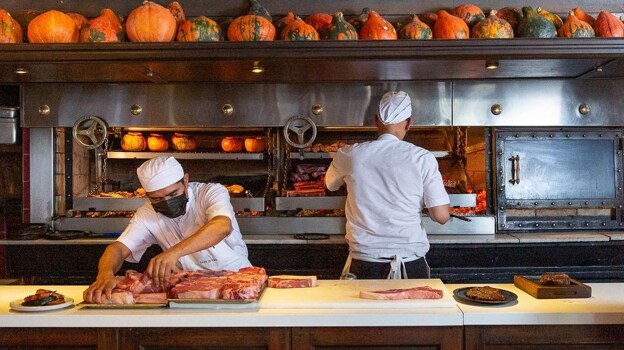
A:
[1,1,624,82]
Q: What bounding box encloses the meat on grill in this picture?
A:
[465,286,506,301]
[268,275,317,288]
[359,286,443,300]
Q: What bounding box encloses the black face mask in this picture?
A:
[152,193,188,218]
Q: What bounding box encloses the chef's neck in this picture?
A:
[375,118,411,140]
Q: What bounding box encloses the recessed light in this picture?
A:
[15,67,29,74]
[251,61,264,74]
[485,60,499,70]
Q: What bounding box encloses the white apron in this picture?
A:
[341,252,425,279]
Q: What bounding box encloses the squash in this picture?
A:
[167,1,185,30]
[79,9,125,43]
[304,13,332,36]
[418,12,437,29]
[248,0,272,22]
[125,1,177,42]
[323,12,358,40]
[347,7,371,32]
[594,11,624,38]
[244,137,267,153]
[471,10,513,38]
[450,3,485,29]
[28,10,78,43]
[14,10,39,42]
[221,137,244,153]
[146,133,169,152]
[398,14,432,40]
[121,132,147,152]
[0,9,23,43]
[176,16,223,42]
[171,133,197,151]
[558,11,594,38]
[280,16,319,40]
[518,6,556,38]
[572,8,596,28]
[495,7,522,36]
[66,12,87,32]
[273,12,296,37]
[359,10,397,40]
[537,7,563,29]
[433,10,469,39]
[227,15,276,41]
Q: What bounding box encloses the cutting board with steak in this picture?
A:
[514,275,592,299]
[260,279,456,309]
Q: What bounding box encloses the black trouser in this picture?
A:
[349,256,430,279]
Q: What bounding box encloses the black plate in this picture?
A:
[453,287,518,305]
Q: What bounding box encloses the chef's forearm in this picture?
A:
[168,216,232,258]
[97,242,130,277]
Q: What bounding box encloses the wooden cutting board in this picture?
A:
[260,279,456,309]
[514,275,592,299]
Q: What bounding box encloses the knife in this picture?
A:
[450,214,471,222]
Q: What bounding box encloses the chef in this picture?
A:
[83,156,251,303]
[325,91,450,279]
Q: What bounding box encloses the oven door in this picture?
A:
[495,129,624,231]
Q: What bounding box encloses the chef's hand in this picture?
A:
[83,273,118,304]
[146,250,181,289]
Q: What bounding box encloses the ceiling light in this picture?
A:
[14,67,29,74]
[251,61,264,74]
[485,60,499,70]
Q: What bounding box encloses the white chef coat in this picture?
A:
[118,182,251,272]
[326,133,450,260]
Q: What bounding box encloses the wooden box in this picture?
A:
[513,275,592,299]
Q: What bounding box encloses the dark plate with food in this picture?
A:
[453,286,518,305]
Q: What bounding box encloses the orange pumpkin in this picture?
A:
[496,7,522,36]
[594,11,624,38]
[471,10,514,38]
[398,14,432,39]
[244,137,267,153]
[433,10,469,39]
[167,1,185,30]
[176,16,223,42]
[28,10,78,43]
[0,9,23,43]
[125,1,177,42]
[80,9,125,43]
[146,133,169,152]
[171,133,197,151]
[66,12,87,32]
[280,16,319,41]
[274,12,296,37]
[121,132,147,152]
[572,8,596,28]
[558,11,594,38]
[450,3,485,29]
[221,137,244,153]
[304,13,332,35]
[227,14,276,41]
[359,10,397,40]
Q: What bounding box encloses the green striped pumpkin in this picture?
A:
[176,16,223,42]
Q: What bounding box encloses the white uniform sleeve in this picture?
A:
[421,153,450,208]
[325,148,348,191]
[116,207,157,263]
[201,184,236,221]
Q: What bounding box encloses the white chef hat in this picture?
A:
[377,91,412,125]
[137,156,184,192]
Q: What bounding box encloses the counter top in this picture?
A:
[2,281,624,328]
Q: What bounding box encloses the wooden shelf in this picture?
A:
[106,151,264,160]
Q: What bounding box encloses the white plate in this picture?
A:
[9,297,74,312]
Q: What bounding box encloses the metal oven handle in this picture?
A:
[509,155,520,185]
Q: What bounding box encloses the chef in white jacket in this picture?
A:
[84,156,251,303]
[325,91,450,280]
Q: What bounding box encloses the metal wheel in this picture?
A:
[283,115,317,149]
[72,116,108,149]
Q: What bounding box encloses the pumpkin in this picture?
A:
[347,7,371,32]
[248,0,272,22]
[125,1,176,42]
[167,1,185,30]
[594,11,624,38]
[572,8,596,28]
[450,3,485,29]
[304,13,332,36]
[146,133,169,152]
[418,12,437,29]
[171,133,197,151]
[66,12,87,32]
[433,10,469,39]
[14,10,39,42]
[280,16,319,41]
[28,10,78,43]
[0,9,23,43]
[398,14,432,40]
[495,7,522,36]
[359,10,397,40]
[177,16,223,42]
[221,137,244,153]
[227,15,276,41]
[323,12,358,40]
[518,6,557,38]
[558,11,594,38]
[79,9,125,43]
[121,132,147,152]
[537,7,563,29]
[274,12,296,37]
[471,10,514,38]
[244,137,267,153]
